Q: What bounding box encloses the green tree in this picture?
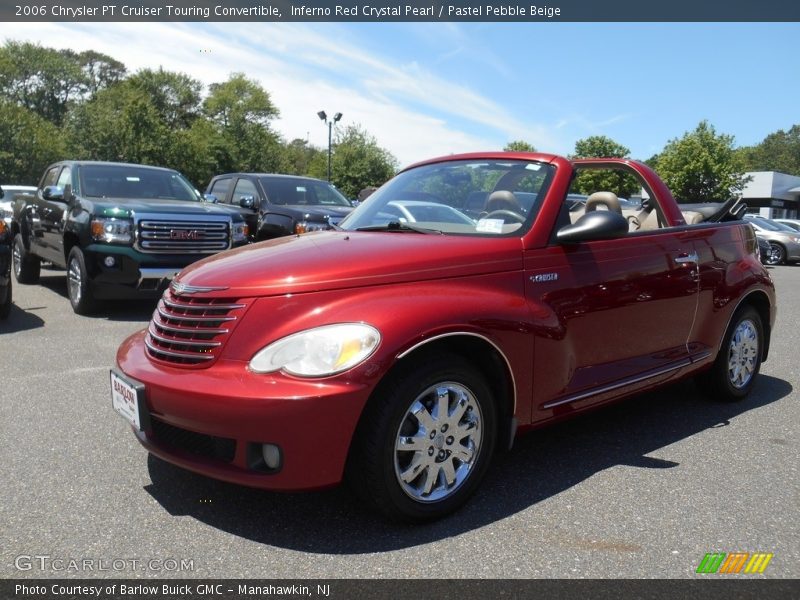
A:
[66,82,171,165]
[570,135,640,198]
[504,140,537,152]
[127,68,202,129]
[77,49,126,96]
[652,121,749,203]
[738,124,800,176]
[0,101,67,183]
[308,124,397,198]
[279,138,324,176]
[0,41,86,126]
[203,73,282,172]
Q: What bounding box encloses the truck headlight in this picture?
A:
[232,222,249,243]
[295,221,328,234]
[90,217,132,244]
[249,323,381,377]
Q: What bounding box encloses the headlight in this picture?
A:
[90,217,132,244]
[249,323,381,377]
[295,221,328,234]
[232,221,249,242]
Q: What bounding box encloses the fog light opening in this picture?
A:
[262,444,282,470]
[104,255,116,268]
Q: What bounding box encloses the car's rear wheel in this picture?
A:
[12,234,40,284]
[696,306,763,402]
[766,243,785,265]
[67,247,96,315]
[348,354,497,522]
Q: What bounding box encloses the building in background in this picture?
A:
[741,171,800,219]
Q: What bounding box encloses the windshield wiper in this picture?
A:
[355,221,442,234]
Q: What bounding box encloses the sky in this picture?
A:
[1,21,798,168]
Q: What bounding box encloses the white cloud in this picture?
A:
[0,22,558,165]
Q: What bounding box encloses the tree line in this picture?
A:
[507,120,800,203]
[0,41,396,199]
[2,41,798,203]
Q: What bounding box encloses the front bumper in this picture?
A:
[116,331,372,491]
[84,244,217,299]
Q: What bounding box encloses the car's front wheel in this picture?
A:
[348,354,497,522]
[67,247,96,315]
[766,243,785,265]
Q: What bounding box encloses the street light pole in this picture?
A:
[317,110,342,182]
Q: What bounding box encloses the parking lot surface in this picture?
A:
[1,265,797,579]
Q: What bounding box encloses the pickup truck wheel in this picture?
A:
[12,234,41,284]
[67,247,96,315]
[766,243,785,265]
[0,277,10,319]
[348,355,497,522]
[696,306,763,402]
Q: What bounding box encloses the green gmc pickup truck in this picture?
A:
[11,161,248,314]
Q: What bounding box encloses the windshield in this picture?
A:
[260,177,351,207]
[750,216,794,232]
[79,165,202,201]
[339,159,555,235]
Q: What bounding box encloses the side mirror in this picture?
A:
[557,210,629,244]
[239,195,256,209]
[0,186,4,199]
[203,193,218,203]
[42,185,65,201]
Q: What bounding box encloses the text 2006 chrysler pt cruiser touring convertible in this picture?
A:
[112,153,776,522]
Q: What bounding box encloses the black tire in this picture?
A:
[66,246,96,315]
[12,233,40,284]
[0,276,10,319]
[696,306,763,402]
[347,354,497,522]
[766,243,785,266]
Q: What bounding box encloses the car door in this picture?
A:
[29,166,62,260]
[525,215,699,418]
[38,165,72,264]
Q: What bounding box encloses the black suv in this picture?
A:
[0,187,12,319]
[205,174,354,241]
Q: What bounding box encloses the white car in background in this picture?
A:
[0,185,36,226]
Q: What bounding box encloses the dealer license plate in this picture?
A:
[110,369,145,430]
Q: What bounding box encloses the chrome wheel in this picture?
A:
[393,382,483,503]
[766,243,784,265]
[727,318,759,389]
[68,256,82,305]
[12,242,21,279]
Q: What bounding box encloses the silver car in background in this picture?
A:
[745,215,800,265]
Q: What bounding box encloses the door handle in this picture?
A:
[674,252,698,265]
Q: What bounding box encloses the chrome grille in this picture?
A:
[145,289,247,366]
[137,219,230,253]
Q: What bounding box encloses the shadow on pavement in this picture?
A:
[0,301,45,333]
[144,375,792,553]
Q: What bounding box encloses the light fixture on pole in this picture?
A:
[317,110,342,182]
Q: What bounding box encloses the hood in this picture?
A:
[88,198,242,218]
[174,231,522,298]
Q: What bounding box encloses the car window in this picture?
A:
[41,166,60,189]
[79,165,200,201]
[232,179,258,205]
[209,178,232,200]
[56,167,72,189]
[340,159,555,236]
[260,177,351,207]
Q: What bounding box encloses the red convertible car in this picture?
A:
[113,153,776,521]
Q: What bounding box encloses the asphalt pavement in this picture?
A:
[1,264,797,579]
